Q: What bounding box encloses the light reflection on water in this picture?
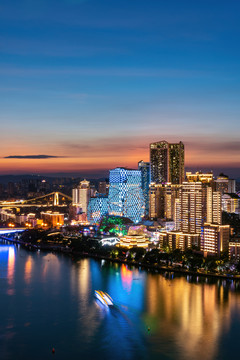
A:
[1,240,240,360]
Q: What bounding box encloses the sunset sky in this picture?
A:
[1,0,240,178]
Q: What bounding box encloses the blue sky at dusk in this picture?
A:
[1,0,240,177]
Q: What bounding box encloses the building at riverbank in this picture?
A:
[229,240,240,259]
[200,223,230,256]
[118,225,150,248]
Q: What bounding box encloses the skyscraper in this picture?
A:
[150,140,184,184]
[108,167,145,223]
[150,140,169,183]
[179,182,203,234]
[169,142,185,185]
[206,187,222,225]
[138,160,150,216]
[72,179,91,214]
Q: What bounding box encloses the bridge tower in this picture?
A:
[54,192,59,206]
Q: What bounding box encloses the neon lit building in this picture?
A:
[87,195,109,225]
[108,168,145,224]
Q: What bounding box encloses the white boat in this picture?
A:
[95,290,113,306]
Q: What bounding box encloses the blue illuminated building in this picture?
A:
[108,167,145,224]
[138,160,150,216]
[87,195,109,225]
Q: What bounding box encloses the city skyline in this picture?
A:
[1,0,240,178]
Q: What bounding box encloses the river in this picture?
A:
[1,239,240,360]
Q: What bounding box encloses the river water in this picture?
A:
[1,240,240,360]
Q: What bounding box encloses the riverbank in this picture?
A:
[1,235,239,281]
[71,251,239,281]
[0,235,72,253]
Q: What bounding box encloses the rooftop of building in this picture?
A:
[110,167,139,171]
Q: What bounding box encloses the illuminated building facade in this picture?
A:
[158,231,199,251]
[215,174,236,194]
[149,183,165,219]
[179,182,203,234]
[0,208,16,223]
[169,232,199,250]
[165,183,181,220]
[40,211,64,227]
[206,187,222,225]
[169,142,185,184]
[150,141,169,183]
[118,225,150,248]
[150,140,184,184]
[149,183,180,221]
[201,223,230,256]
[174,198,181,230]
[87,195,109,225]
[222,193,240,214]
[118,234,150,248]
[229,241,240,259]
[108,168,145,224]
[72,180,91,214]
[186,171,214,184]
[138,160,150,216]
[15,214,28,225]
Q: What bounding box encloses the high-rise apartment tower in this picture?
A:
[150,140,184,184]
[72,180,91,214]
